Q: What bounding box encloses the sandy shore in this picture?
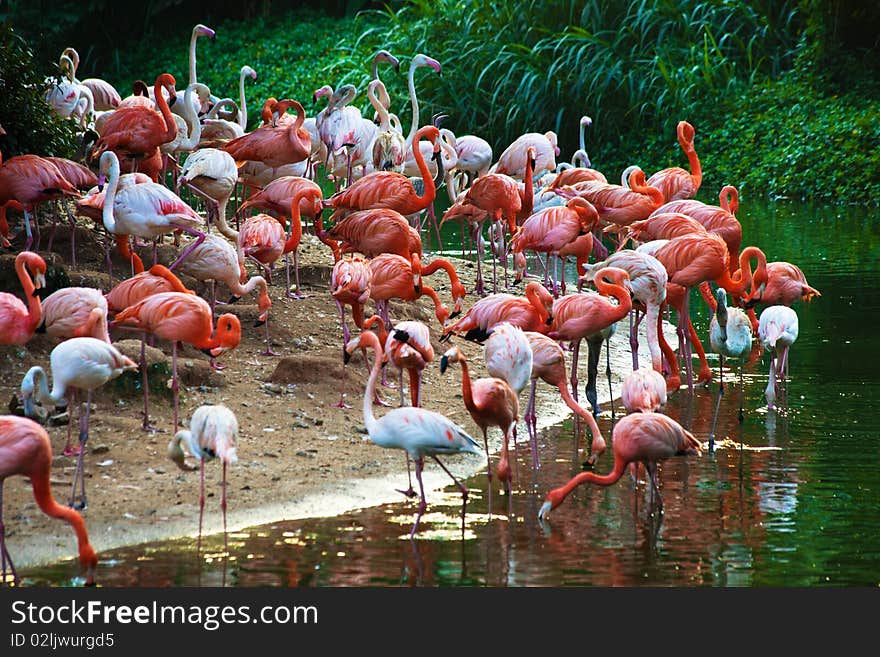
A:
[0,228,676,572]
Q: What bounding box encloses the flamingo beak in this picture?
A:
[537,500,552,522]
[253,319,266,328]
[97,174,105,192]
[439,355,449,374]
[227,295,241,304]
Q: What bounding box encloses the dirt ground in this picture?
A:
[0,215,676,573]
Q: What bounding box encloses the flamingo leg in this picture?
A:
[410,456,427,539]
[605,335,615,422]
[526,378,539,471]
[431,455,469,526]
[645,461,663,514]
[168,225,207,271]
[630,308,642,371]
[584,336,602,418]
[708,354,725,451]
[0,482,20,586]
[62,390,80,456]
[222,461,228,558]
[262,313,278,356]
[197,456,205,561]
[69,390,92,510]
[139,335,158,431]
[286,251,309,299]
[23,209,34,251]
[334,301,351,409]
[172,341,180,433]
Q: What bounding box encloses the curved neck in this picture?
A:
[153,79,178,142]
[26,367,54,406]
[455,353,476,412]
[526,286,551,323]
[30,470,95,576]
[16,257,43,333]
[683,141,702,186]
[313,212,340,260]
[178,85,203,150]
[418,284,447,325]
[720,186,739,214]
[361,336,383,434]
[629,173,664,207]
[406,62,421,145]
[595,275,632,319]
[421,258,454,279]
[549,453,629,507]
[284,190,314,252]
[101,157,120,233]
[411,132,437,207]
[556,381,603,448]
[579,121,587,153]
[368,82,392,131]
[362,315,389,347]
[238,71,249,130]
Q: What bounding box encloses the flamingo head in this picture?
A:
[205,314,241,357]
[513,251,527,284]
[375,50,400,72]
[677,120,695,146]
[580,115,593,129]
[412,53,442,76]
[256,282,272,326]
[439,346,463,374]
[544,131,560,157]
[537,489,566,522]
[242,65,257,81]
[194,24,216,40]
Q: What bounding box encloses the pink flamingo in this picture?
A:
[441,281,554,342]
[39,287,110,343]
[646,120,702,202]
[537,412,701,521]
[621,368,668,414]
[345,330,482,538]
[330,256,373,408]
[440,345,519,501]
[0,415,98,586]
[522,331,606,470]
[0,251,46,345]
[223,98,311,168]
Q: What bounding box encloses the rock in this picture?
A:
[270,354,344,385]
[262,382,283,394]
[91,444,110,455]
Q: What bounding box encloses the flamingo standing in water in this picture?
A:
[0,251,46,345]
[20,337,138,507]
[345,330,482,538]
[483,322,533,397]
[706,288,753,449]
[168,404,238,556]
[548,267,632,416]
[111,292,241,432]
[758,305,799,411]
[646,120,702,202]
[0,415,98,586]
[537,412,701,522]
[440,345,519,501]
[521,331,607,470]
[621,368,668,414]
[493,131,559,178]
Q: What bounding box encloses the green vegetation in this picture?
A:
[0,24,79,159]
[3,1,878,204]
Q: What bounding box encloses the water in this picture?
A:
[21,199,880,587]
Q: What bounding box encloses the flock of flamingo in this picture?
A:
[0,23,821,586]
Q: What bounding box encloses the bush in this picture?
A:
[0,23,79,160]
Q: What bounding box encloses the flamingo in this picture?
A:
[21,337,138,507]
[223,99,311,168]
[758,305,799,411]
[0,415,98,586]
[493,131,559,179]
[168,404,238,556]
[441,281,554,342]
[581,249,668,373]
[522,331,606,470]
[321,85,379,187]
[707,288,753,449]
[97,150,207,271]
[453,134,493,186]
[330,256,373,408]
[556,166,664,231]
[746,261,821,308]
[92,73,179,181]
[509,196,600,296]
[58,46,120,111]
[235,65,258,130]
[548,267,632,414]
[538,412,701,522]
[42,156,98,266]
[369,49,400,110]
[0,153,80,250]
[177,147,239,238]
[440,345,519,498]
[621,367,668,414]
[111,292,242,432]
[323,208,421,267]
[623,212,707,245]
[652,185,742,275]
[401,54,442,150]
[419,256,467,316]
[176,233,270,323]
[646,120,702,202]
[368,253,451,328]
[39,287,110,343]
[198,98,246,147]
[483,322,533,396]
[0,251,46,345]
[368,80,407,173]
[324,125,441,218]
[345,330,482,538]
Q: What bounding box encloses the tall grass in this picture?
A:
[350,0,803,174]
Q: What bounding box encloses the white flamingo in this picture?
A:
[758,305,799,412]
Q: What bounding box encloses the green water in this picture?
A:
[21,199,880,586]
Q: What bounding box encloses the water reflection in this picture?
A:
[19,200,880,587]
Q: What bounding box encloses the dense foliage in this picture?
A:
[0,24,79,160]
[3,1,878,203]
